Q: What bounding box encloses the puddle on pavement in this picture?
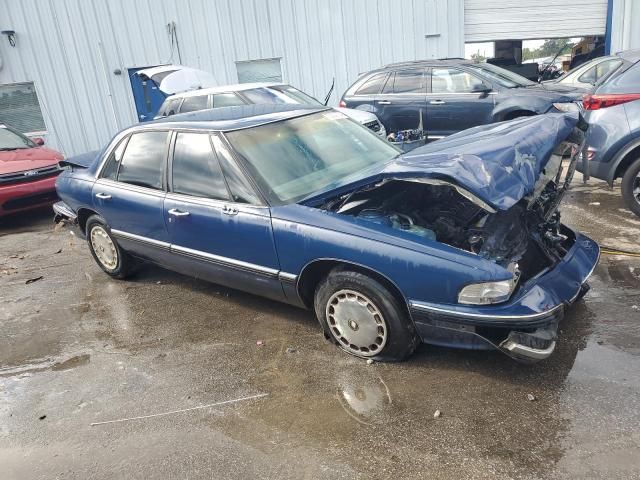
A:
[51,354,90,371]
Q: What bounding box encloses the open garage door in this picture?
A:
[465,0,608,42]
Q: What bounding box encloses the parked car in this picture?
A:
[544,54,626,90]
[340,59,585,139]
[0,124,63,217]
[577,49,640,216]
[54,105,598,363]
[155,82,386,138]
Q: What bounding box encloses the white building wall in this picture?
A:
[0,0,464,156]
[610,0,640,53]
[465,0,608,42]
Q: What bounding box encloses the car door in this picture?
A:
[92,130,171,261]
[163,131,284,301]
[426,67,495,137]
[375,68,427,133]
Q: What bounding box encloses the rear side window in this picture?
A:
[383,70,425,94]
[161,98,181,116]
[603,62,640,93]
[172,133,229,200]
[101,137,128,180]
[212,93,246,107]
[212,135,261,204]
[355,73,388,95]
[117,131,168,190]
[179,95,209,113]
[579,59,622,85]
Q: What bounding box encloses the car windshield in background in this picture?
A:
[467,63,535,88]
[0,126,34,150]
[242,85,323,106]
[226,111,399,204]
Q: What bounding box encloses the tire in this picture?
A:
[621,158,640,217]
[314,268,419,361]
[85,215,133,279]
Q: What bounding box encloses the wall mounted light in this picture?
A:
[1,30,16,47]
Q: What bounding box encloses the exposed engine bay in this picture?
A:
[320,141,580,283]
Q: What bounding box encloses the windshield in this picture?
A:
[0,126,34,150]
[242,85,323,106]
[226,111,399,204]
[467,63,535,88]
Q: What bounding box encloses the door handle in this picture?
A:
[95,193,112,200]
[429,100,446,105]
[168,208,190,217]
[378,100,391,105]
[222,205,238,215]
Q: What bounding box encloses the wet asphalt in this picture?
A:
[1,176,639,480]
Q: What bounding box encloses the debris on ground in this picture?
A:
[286,347,297,354]
[433,410,442,418]
[156,281,162,285]
[38,415,46,420]
[25,276,44,285]
[632,305,639,310]
[527,393,537,401]
[366,359,374,365]
[256,340,265,346]
[589,202,601,206]
[54,248,62,254]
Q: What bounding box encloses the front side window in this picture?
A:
[431,68,484,93]
[179,95,208,113]
[212,135,261,204]
[226,111,399,204]
[466,63,534,88]
[117,131,168,190]
[171,133,229,200]
[212,93,245,108]
[101,136,128,180]
[355,73,388,95]
[161,98,180,116]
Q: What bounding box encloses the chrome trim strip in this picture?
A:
[111,229,171,250]
[409,300,563,321]
[500,339,556,361]
[278,272,298,283]
[164,192,269,213]
[171,244,279,277]
[53,201,77,221]
[95,178,166,198]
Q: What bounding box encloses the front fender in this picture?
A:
[271,206,508,305]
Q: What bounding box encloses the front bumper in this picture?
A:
[0,175,59,216]
[409,230,600,361]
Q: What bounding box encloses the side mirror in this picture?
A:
[32,137,45,146]
[472,83,492,94]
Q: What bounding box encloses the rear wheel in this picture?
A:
[621,158,640,217]
[86,215,134,279]
[314,268,419,361]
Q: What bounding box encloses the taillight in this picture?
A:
[582,93,640,110]
[338,100,347,108]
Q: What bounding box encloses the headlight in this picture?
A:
[458,278,516,305]
[552,102,580,113]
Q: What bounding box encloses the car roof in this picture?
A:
[367,58,468,74]
[166,82,290,99]
[142,104,329,132]
[616,48,640,63]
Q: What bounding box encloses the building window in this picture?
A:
[236,58,282,84]
[0,82,46,134]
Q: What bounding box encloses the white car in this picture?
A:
[155,82,386,138]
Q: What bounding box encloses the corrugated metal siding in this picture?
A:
[0,0,464,156]
[610,0,640,53]
[465,0,608,42]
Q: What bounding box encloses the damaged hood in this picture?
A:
[383,112,581,211]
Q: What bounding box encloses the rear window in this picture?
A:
[117,131,168,190]
[354,73,388,95]
[179,95,208,113]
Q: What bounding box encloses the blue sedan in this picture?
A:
[54,105,599,362]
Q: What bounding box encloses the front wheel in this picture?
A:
[621,158,640,217]
[314,268,419,361]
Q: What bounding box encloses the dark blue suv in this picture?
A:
[340,59,585,139]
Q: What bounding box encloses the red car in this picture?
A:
[0,124,63,217]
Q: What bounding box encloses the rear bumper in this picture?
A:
[409,230,600,361]
[53,200,85,238]
[0,175,59,216]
